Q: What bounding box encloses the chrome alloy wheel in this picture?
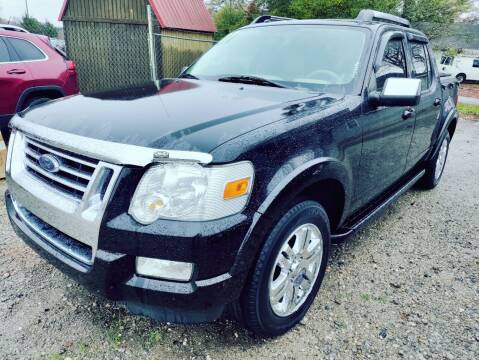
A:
[435,137,449,181]
[269,223,323,317]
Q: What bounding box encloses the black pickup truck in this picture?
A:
[5,10,458,336]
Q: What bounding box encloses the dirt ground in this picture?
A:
[1,120,478,360]
[459,83,479,98]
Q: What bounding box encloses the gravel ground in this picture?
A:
[0,119,478,360]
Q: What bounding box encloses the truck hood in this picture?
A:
[19,80,340,153]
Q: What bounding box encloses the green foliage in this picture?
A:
[213,0,473,41]
[214,5,249,39]
[259,0,401,18]
[20,15,44,34]
[20,16,59,38]
[403,0,471,39]
[41,21,59,38]
[142,329,164,350]
[458,103,479,117]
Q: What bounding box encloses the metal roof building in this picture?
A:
[59,0,216,92]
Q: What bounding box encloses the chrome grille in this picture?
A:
[24,136,99,200]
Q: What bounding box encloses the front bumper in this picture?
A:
[6,192,248,323]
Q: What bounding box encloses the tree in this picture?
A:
[257,0,294,16]
[214,4,249,39]
[41,21,59,38]
[20,15,59,38]
[262,0,472,41]
[20,15,43,34]
[402,0,471,39]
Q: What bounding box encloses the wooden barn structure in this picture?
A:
[59,0,216,92]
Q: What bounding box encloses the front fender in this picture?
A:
[229,157,352,278]
[257,157,352,217]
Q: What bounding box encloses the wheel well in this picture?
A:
[264,176,346,232]
[297,179,345,231]
[19,89,64,111]
[457,73,466,79]
[448,118,457,139]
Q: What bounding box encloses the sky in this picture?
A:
[0,0,64,26]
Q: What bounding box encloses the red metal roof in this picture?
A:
[59,0,216,33]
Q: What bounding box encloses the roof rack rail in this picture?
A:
[356,9,410,28]
[251,15,295,25]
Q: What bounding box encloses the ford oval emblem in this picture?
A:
[38,154,61,173]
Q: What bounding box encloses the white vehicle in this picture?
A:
[0,24,29,33]
[439,55,479,83]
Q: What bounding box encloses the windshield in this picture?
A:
[188,25,370,95]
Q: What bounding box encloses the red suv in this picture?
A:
[0,29,79,144]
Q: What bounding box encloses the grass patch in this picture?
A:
[458,103,479,118]
[106,317,127,350]
[41,354,63,360]
[143,328,164,350]
[360,293,371,301]
[77,341,91,359]
[360,293,388,304]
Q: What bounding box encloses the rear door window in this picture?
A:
[0,37,10,62]
[473,59,479,68]
[410,42,431,91]
[6,37,46,61]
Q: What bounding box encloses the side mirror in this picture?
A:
[369,78,421,107]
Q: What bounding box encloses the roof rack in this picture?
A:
[356,10,410,28]
[251,15,295,25]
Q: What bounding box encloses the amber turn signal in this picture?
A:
[224,177,250,200]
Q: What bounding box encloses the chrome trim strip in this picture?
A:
[195,273,232,287]
[25,157,88,193]
[0,35,49,64]
[25,147,93,181]
[25,136,98,168]
[11,116,214,165]
[11,198,92,265]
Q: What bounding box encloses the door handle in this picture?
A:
[402,108,415,120]
[6,69,26,75]
[434,98,442,106]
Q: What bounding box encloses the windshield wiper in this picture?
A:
[218,75,286,88]
[178,73,199,80]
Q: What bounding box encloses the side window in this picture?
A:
[6,37,46,61]
[473,59,479,68]
[376,39,407,92]
[410,42,431,91]
[0,37,10,62]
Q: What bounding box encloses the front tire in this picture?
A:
[419,133,451,190]
[239,201,330,337]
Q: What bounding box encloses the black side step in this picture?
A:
[331,170,425,242]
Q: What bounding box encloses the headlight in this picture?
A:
[129,161,254,224]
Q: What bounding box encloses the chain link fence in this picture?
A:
[64,20,152,93]
[63,4,215,93]
[154,32,216,78]
[147,5,216,82]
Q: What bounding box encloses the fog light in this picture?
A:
[136,257,194,282]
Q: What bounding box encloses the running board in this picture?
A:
[331,170,425,242]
